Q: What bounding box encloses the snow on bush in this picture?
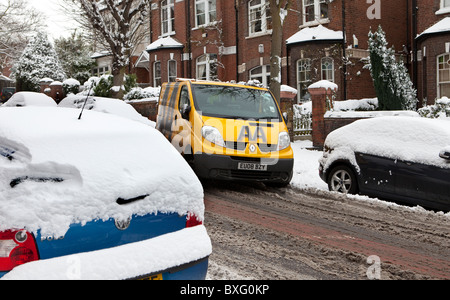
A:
[124,86,161,101]
[63,78,81,95]
[418,97,450,119]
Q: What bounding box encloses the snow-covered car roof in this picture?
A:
[2,91,57,107]
[324,116,450,168]
[0,107,203,237]
[58,94,155,126]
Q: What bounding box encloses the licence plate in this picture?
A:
[138,273,163,280]
[238,162,267,171]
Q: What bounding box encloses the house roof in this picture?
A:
[286,25,344,45]
[417,17,450,39]
[146,36,184,52]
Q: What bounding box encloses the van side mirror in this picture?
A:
[181,104,191,120]
[282,112,288,123]
[439,150,450,160]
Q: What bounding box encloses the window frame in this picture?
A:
[154,61,162,87]
[195,0,217,27]
[249,65,270,87]
[196,54,218,81]
[437,53,450,98]
[297,58,312,103]
[248,0,272,36]
[321,57,334,82]
[168,59,177,83]
[302,0,329,25]
[161,0,175,36]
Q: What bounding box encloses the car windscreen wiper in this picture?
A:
[10,176,64,188]
[116,194,149,205]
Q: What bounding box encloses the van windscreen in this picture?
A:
[191,84,281,121]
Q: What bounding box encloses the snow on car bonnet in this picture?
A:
[324,116,450,168]
[0,107,204,237]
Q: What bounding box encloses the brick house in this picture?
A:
[414,0,450,105]
[114,0,446,105]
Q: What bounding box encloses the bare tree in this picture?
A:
[269,0,291,103]
[0,0,44,74]
[66,0,150,98]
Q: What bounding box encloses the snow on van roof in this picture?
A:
[0,107,204,237]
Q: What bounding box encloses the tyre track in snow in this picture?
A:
[203,181,450,280]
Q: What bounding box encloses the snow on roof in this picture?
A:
[417,17,450,38]
[0,107,204,237]
[146,36,184,52]
[286,25,343,45]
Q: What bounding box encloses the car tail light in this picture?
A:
[0,230,39,272]
[186,213,203,228]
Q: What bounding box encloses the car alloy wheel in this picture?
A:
[328,165,358,194]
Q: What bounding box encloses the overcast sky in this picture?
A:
[29,0,79,40]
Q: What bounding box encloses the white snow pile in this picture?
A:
[308,80,338,91]
[323,116,450,169]
[59,94,155,126]
[286,25,343,45]
[0,107,204,238]
[2,92,57,107]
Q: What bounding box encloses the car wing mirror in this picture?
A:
[439,149,450,160]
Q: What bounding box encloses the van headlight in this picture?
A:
[202,126,225,147]
[278,132,290,151]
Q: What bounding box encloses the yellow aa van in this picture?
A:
[156,79,294,186]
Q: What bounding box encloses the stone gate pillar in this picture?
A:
[308,80,338,149]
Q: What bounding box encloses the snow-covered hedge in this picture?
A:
[418,97,450,119]
[124,86,161,101]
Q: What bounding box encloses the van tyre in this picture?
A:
[327,165,358,194]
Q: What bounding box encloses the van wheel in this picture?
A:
[327,165,358,194]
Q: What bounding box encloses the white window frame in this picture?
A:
[196,54,218,81]
[442,0,450,8]
[321,57,334,82]
[154,61,161,87]
[297,58,311,103]
[161,0,175,36]
[248,0,272,36]
[168,59,177,82]
[302,0,329,25]
[249,65,270,87]
[195,0,217,27]
[437,53,450,98]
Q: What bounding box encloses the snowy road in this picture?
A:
[203,142,450,280]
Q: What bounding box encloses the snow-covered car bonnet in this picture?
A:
[0,107,204,237]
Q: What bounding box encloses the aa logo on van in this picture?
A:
[237,126,267,143]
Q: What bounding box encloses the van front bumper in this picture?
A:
[193,153,294,184]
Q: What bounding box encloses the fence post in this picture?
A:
[309,81,338,149]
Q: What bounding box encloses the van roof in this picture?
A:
[175,78,269,90]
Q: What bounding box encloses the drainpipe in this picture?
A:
[412,0,418,93]
[186,0,192,78]
[341,0,347,100]
[235,0,240,81]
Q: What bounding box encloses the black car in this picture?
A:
[1,87,15,103]
[319,116,450,212]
